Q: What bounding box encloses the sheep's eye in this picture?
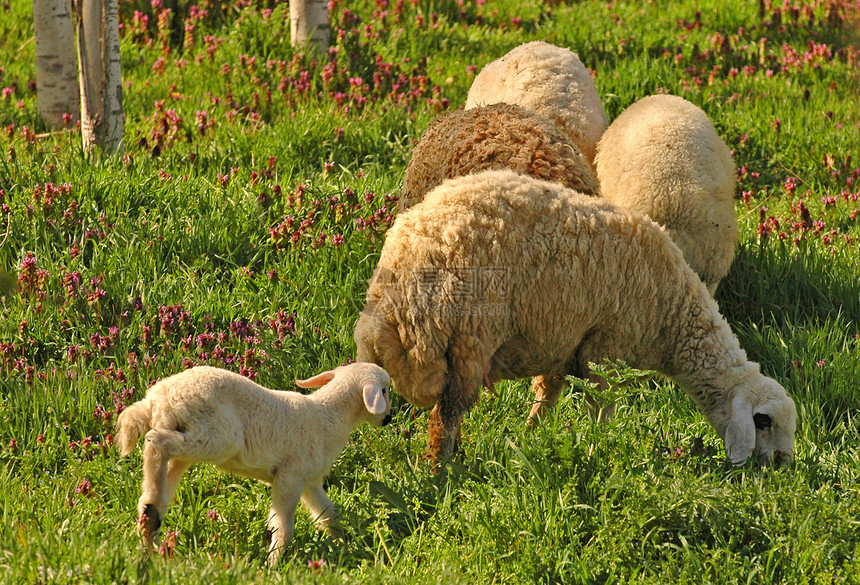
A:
[753,413,772,430]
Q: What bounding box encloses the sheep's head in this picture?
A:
[355,309,442,410]
[724,375,797,467]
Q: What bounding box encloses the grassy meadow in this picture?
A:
[1,0,859,582]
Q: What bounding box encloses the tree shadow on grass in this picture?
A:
[717,240,860,429]
[718,240,860,337]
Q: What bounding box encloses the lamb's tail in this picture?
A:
[116,399,152,456]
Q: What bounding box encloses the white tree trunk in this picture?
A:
[33,0,80,129]
[75,0,124,153]
[290,0,330,56]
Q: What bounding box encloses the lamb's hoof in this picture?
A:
[325,522,345,541]
[266,538,286,567]
[139,504,161,549]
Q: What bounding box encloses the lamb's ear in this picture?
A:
[362,383,387,415]
[725,392,756,464]
[295,370,337,389]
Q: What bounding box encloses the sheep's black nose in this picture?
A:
[773,450,792,468]
[382,413,393,426]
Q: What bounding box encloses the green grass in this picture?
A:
[1,0,859,582]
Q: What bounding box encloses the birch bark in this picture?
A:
[290,0,330,55]
[34,0,80,128]
[75,0,124,153]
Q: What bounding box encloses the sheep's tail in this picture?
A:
[116,399,152,456]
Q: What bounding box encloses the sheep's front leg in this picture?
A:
[526,374,567,426]
[302,484,342,539]
[137,430,185,549]
[267,477,302,566]
[583,374,617,422]
[426,348,483,469]
[577,334,623,422]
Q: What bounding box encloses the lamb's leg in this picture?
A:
[164,460,192,505]
[267,477,302,566]
[426,343,484,469]
[137,423,237,550]
[137,429,185,549]
[302,485,342,539]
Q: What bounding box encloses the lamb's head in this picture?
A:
[296,363,393,427]
[723,374,797,467]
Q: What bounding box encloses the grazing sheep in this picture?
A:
[594,94,738,294]
[355,169,796,469]
[399,103,599,212]
[116,363,392,565]
[465,41,609,166]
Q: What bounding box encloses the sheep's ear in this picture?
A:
[363,384,387,415]
[725,392,756,464]
[295,370,337,389]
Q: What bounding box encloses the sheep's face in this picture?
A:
[355,311,443,409]
[354,311,406,373]
[724,376,797,467]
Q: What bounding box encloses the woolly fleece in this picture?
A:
[594,94,738,294]
[399,103,599,212]
[465,41,608,166]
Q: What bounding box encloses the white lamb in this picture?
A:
[355,169,796,469]
[116,363,392,565]
[465,41,609,167]
[594,94,738,294]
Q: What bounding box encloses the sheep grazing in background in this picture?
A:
[116,363,393,565]
[465,41,609,167]
[355,169,796,469]
[594,94,738,294]
[399,102,599,213]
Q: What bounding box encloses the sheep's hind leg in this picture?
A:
[164,460,192,506]
[526,374,567,426]
[137,424,235,550]
[582,376,617,421]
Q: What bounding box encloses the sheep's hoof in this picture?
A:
[266,542,284,567]
[525,409,545,428]
[422,449,447,475]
